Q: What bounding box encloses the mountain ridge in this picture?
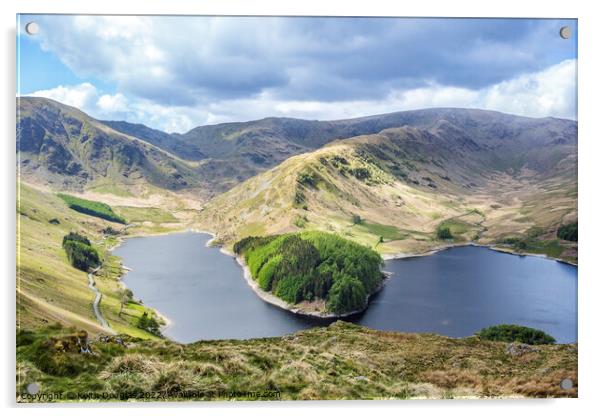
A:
[17,97,202,193]
[19,96,576,197]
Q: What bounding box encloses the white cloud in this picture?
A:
[25,83,200,133]
[25,59,576,133]
[481,59,576,119]
[97,93,128,113]
[29,16,577,108]
[30,82,98,110]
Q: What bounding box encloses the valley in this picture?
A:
[16,97,578,399]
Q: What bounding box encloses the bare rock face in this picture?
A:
[506,342,539,357]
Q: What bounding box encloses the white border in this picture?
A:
[2,1,600,415]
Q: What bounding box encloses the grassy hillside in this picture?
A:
[17,321,577,401]
[199,126,577,262]
[17,183,183,339]
[17,97,202,193]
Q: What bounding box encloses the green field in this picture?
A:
[58,193,127,224]
[355,221,407,241]
[114,206,177,223]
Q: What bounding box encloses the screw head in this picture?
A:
[25,22,39,35]
[559,26,571,40]
[560,378,574,390]
[26,382,40,395]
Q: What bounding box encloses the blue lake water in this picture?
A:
[114,232,577,344]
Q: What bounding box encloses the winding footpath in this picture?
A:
[87,266,115,333]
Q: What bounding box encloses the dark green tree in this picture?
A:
[62,232,100,271]
[557,222,577,241]
[437,226,453,240]
[326,276,367,314]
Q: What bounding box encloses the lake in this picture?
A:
[114,232,577,344]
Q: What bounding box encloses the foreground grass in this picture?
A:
[17,321,577,402]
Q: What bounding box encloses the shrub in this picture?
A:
[63,231,92,246]
[297,170,319,188]
[557,222,577,242]
[102,226,121,236]
[351,214,363,225]
[436,226,453,240]
[293,187,306,207]
[331,155,349,165]
[516,240,528,250]
[137,312,161,336]
[500,237,520,245]
[476,324,556,345]
[58,193,126,224]
[351,167,371,180]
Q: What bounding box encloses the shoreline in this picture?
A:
[106,228,192,335]
[382,241,578,266]
[111,228,355,323]
[231,254,386,319]
[115,260,174,331]
[109,228,577,334]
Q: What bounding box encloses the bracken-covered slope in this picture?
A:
[17,321,577,401]
[199,118,577,260]
[17,97,201,193]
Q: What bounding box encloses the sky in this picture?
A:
[17,15,577,133]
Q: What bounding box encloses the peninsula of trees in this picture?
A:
[234,231,384,315]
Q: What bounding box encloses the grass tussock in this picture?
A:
[17,321,577,402]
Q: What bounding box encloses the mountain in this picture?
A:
[18,97,577,200]
[101,120,205,161]
[198,118,577,260]
[163,108,578,193]
[17,97,201,193]
[105,106,578,194]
